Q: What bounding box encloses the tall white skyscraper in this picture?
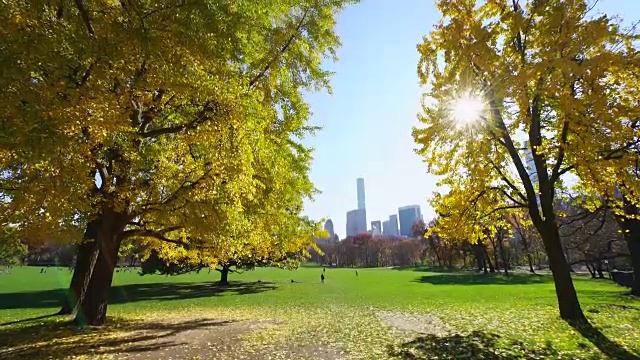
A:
[357,177,365,210]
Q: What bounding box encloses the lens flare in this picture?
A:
[449,92,485,126]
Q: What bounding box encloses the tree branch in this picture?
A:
[489,159,528,203]
[550,113,570,184]
[140,101,214,138]
[248,8,309,88]
[75,0,95,37]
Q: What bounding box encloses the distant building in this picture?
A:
[370,220,381,235]
[357,178,366,210]
[398,205,422,237]
[389,214,399,237]
[346,208,367,237]
[382,220,390,236]
[324,219,335,239]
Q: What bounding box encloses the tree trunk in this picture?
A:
[59,219,100,315]
[473,243,484,272]
[490,238,500,273]
[596,262,605,279]
[219,267,229,285]
[538,222,585,321]
[618,214,640,296]
[585,262,596,278]
[74,213,126,326]
[483,245,495,273]
[498,236,509,275]
[612,197,640,296]
[527,254,535,274]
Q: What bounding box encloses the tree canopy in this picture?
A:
[0,0,354,324]
[413,0,639,319]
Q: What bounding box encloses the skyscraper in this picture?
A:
[324,219,335,239]
[398,205,422,237]
[346,209,367,237]
[382,220,390,236]
[370,220,381,235]
[389,214,399,236]
[357,178,365,210]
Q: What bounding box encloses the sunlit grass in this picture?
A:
[1,266,639,359]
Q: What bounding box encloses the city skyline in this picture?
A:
[337,177,423,239]
[300,0,632,237]
[300,0,438,237]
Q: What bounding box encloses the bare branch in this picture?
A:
[489,159,528,203]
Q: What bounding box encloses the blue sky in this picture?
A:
[301,0,640,238]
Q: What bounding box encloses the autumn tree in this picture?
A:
[0,225,27,266]
[558,200,629,277]
[0,0,354,325]
[414,0,638,320]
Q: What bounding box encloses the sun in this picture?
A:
[449,92,485,126]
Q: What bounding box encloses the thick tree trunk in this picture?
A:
[623,231,640,296]
[473,243,484,272]
[219,267,229,285]
[74,213,126,326]
[539,222,585,321]
[612,197,640,296]
[59,219,100,315]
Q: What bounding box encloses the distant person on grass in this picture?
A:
[356,270,358,277]
[321,273,325,283]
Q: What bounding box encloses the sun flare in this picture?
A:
[449,92,485,126]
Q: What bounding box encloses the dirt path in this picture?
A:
[375,310,450,336]
[97,317,345,360]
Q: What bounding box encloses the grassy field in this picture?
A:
[1,265,639,359]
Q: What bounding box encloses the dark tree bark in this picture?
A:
[595,260,605,279]
[483,244,495,273]
[59,219,100,315]
[498,233,509,275]
[473,242,485,272]
[538,221,585,321]
[219,266,230,285]
[627,234,640,296]
[585,261,596,278]
[74,212,126,326]
[527,254,536,274]
[613,198,640,296]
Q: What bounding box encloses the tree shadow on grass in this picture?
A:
[568,319,640,360]
[388,325,639,360]
[388,331,567,360]
[0,281,277,312]
[413,273,551,286]
[0,317,237,360]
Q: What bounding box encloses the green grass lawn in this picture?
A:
[1,265,639,359]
